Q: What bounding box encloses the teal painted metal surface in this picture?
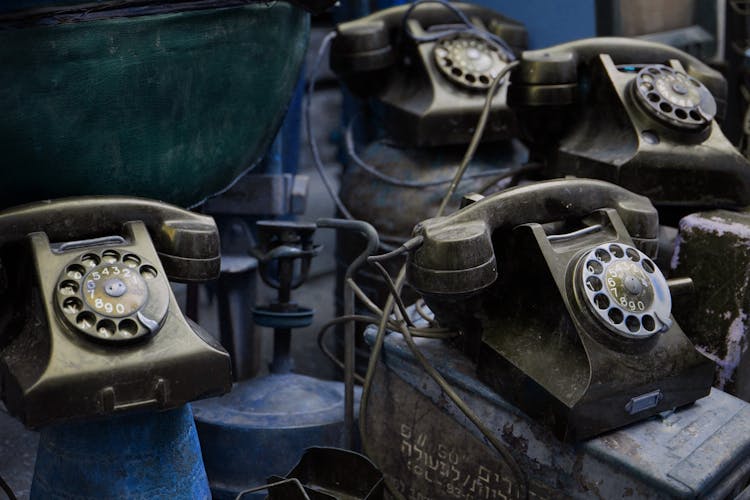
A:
[0,2,309,208]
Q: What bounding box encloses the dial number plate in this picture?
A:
[83,263,148,318]
[579,243,671,340]
[55,249,169,343]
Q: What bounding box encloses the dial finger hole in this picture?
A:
[62,297,82,314]
[689,110,702,121]
[608,308,624,324]
[594,249,611,262]
[625,315,640,332]
[586,276,603,292]
[67,264,86,280]
[586,260,603,274]
[101,250,120,264]
[660,102,673,113]
[444,58,453,67]
[675,108,687,120]
[642,314,656,331]
[59,280,79,295]
[626,248,640,262]
[594,293,609,310]
[648,67,661,75]
[451,68,463,77]
[647,92,660,102]
[76,311,96,329]
[609,244,624,258]
[642,259,655,273]
[96,319,116,338]
[465,74,476,84]
[140,265,158,280]
[642,74,653,82]
[479,75,490,85]
[640,82,654,92]
[119,319,138,337]
[123,254,141,268]
[81,254,100,268]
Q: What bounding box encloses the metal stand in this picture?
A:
[193,221,362,500]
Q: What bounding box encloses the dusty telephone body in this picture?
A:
[330,2,528,333]
[407,179,714,441]
[508,38,750,224]
[0,197,232,498]
[360,180,750,498]
[330,2,527,148]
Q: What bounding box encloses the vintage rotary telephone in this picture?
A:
[330,1,527,147]
[407,179,714,441]
[0,197,232,428]
[508,38,750,220]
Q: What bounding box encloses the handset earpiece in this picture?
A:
[407,178,658,297]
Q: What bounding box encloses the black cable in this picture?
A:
[394,319,527,495]
[436,59,519,216]
[344,120,517,188]
[367,236,423,263]
[0,473,16,500]
[306,31,354,220]
[401,0,516,60]
[370,260,415,327]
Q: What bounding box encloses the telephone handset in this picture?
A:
[0,197,231,428]
[407,179,714,441]
[330,2,527,147]
[507,37,750,216]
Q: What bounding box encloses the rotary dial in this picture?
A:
[579,243,671,340]
[55,249,169,343]
[631,64,716,130]
[433,33,508,90]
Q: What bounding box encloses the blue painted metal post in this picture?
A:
[31,405,210,500]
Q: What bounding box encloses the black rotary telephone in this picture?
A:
[330,1,527,147]
[0,197,232,428]
[508,38,750,221]
[407,178,714,441]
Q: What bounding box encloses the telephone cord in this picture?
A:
[306,31,354,220]
[352,58,529,497]
[344,119,519,188]
[0,473,16,500]
[401,0,517,61]
[437,59,519,216]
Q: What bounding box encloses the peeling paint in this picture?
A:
[670,234,683,270]
[680,213,750,242]
[696,310,748,389]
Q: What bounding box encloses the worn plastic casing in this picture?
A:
[0,221,231,428]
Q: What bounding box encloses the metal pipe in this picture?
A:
[667,277,694,297]
[316,218,379,450]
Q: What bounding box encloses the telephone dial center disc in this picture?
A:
[433,33,508,90]
[55,249,169,343]
[579,243,671,340]
[631,64,715,130]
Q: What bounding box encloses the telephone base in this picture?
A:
[364,322,750,498]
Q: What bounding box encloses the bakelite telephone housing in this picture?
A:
[0,198,232,428]
[508,38,750,221]
[407,179,714,441]
[330,2,527,147]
